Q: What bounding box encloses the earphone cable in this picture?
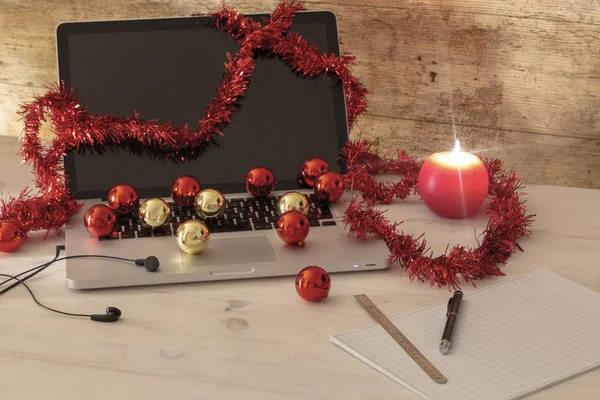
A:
[0,252,136,296]
[0,273,90,318]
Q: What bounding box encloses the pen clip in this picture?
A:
[446,296,454,317]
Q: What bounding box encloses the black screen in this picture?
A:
[57,13,348,199]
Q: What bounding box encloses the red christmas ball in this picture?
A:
[276,211,310,247]
[171,176,201,206]
[245,167,277,197]
[314,171,345,202]
[84,204,116,238]
[0,220,24,253]
[295,266,331,302]
[107,184,139,214]
[300,158,329,187]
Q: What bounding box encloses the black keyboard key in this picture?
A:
[309,219,321,227]
[266,216,277,223]
[220,223,236,232]
[122,224,134,232]
[172,222,181,231]
[120,230,136,239]
[137,229,152,238]
[116,217,130,226]
[214,224,231,233]
[99,232,120,241]
[253,222,273,230]
[322,221,336,226]
[307,212,318,219]
[153,228,172,237]
[250,217,264,223]
[234,222,253,231]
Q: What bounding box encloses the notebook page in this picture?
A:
[330,269,600,400]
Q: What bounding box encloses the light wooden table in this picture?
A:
[0,135,599,399]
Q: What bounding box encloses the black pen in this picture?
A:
[439,290,463,355]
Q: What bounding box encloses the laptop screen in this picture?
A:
[57,12,348,199]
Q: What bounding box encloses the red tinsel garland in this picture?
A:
[340,141,535,288]
[1,0,533,289]
[0,1,367,239]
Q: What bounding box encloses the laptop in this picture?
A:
[56,11,390,289]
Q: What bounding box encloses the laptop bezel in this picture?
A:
[56,12,349,200]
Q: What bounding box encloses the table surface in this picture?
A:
[0,135,599,400]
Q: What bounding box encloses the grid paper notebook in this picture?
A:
[330,269,600,400]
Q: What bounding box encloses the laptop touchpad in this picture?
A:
[180,236,276,266]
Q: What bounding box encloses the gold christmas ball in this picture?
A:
[176,220,210,254]
[277,191,309,215]
[194,189,226,219]
[138,198,171,227]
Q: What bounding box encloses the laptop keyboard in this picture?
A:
[102,194,336,241]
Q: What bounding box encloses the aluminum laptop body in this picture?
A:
[56,12,390,289]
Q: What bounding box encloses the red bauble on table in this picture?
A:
[107,184,139,214]
[245,167,277,197]
[276,211,310,247]
[0,220,24,253]
[418,148,489,219]
[299,158,329,187]
[83,204,116,238]
[315,171,344,202]
[171,176,201,206]
[295,266,331,302]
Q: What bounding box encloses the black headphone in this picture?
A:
[0,246,160,323]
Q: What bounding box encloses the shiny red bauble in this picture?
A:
[107,184,139,214]
[418,152,489,218]
[276,211,310,247]
[83,204,117,238]
[0,220,24,253]
[171,176,201,206]
[245,167,277,197]
[300,158,329,187]
[314,171,345,202]
[295,266,331,302]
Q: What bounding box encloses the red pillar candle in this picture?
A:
[418,141,489,219]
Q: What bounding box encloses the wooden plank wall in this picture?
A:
[1,0,599,187]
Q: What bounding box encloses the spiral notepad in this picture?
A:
[330,269,600,400]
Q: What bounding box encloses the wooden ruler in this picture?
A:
[354,294,447,384]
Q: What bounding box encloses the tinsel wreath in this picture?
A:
[0,1,367,240]
[340,141,535,288]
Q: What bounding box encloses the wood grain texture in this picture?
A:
[1,0,599,187]
[1,135,600,399]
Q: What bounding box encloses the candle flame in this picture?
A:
[452,139,461,154]
[433,139,480,167]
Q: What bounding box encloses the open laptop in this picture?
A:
[56,11,390,289]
